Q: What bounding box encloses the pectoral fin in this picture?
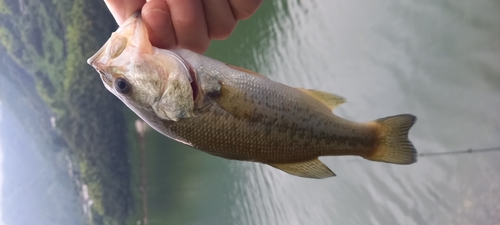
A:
[268,158,336,179]
[214,65,270,118]
[208,82,257,119]
[298,88,346,110]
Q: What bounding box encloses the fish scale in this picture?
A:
[163,72,378,163]
[87,12,418,178]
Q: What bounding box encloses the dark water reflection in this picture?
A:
[141,1,500,224]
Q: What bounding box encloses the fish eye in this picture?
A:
[114,77,131,94]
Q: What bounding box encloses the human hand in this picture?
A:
[105,0,263,53]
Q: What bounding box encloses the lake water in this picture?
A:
[137,1,500,224]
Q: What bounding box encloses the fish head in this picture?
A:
[87,12,195,122]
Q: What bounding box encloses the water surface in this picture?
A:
[140,1,500,224]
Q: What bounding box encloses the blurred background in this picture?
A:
[0,0,499,224]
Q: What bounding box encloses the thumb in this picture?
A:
[142,0,178,49]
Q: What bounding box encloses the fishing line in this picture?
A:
[341,147,500,163]
[418,146,500,157]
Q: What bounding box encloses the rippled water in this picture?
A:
[142,1,500,224]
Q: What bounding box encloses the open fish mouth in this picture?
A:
[88,11,199,101]
[165,51,199,102]
[127,12,199,101]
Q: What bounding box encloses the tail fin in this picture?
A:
[366,114,417,164]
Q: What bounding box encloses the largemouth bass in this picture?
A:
[87,12,417,179]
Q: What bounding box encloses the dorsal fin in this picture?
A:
[268,158,336,179]
[226,64,268,79]
[298,88,346,110]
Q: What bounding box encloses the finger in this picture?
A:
[166,0,210,53]
[228,0,263,20]
[142,0,177,49]
[105,0,146,24]
[201,0,237,40]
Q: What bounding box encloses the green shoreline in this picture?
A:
[1,0,140,224]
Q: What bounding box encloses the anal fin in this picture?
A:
[269,158,336,179]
